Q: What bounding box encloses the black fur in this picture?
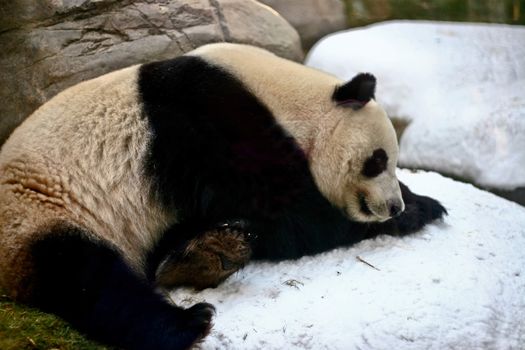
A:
[359,192,374,216]
[332,73,376,109]
[140,56,311,225]
[362,148,388,178]
[139,56,447,263]
[29,225,213,350]
[247,175,447,260]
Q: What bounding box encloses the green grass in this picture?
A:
[343,0,525,27]
[0,292,109,350]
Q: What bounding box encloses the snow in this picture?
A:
[305,21,525,190]
[170,170,525,349]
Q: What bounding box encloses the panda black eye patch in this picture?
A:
[362,148,388,177]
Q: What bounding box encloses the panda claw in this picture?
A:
[216,219,248,231]
[245,232,258,242]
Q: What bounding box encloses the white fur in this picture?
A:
[0,66,172,293]
[193,43,403,222]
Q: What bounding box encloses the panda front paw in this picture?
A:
[393,181,447,235]
[396,196,446,234]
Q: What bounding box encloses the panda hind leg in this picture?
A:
[156,225,252,290]
[28,224,214,350]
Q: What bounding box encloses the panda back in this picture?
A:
[0,65,171,275]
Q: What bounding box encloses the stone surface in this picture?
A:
[0,0,303,145]
[260,0,347,49]
[221,0,304,58]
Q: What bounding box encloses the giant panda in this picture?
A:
[0,43,446,349]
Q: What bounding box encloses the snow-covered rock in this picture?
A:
[170,170,525,349]
[306,21,525,191]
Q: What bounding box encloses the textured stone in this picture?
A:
[219,0,303,60]
[259,0,347,49]
[0,0,302,145]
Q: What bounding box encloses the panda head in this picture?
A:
[312,73,404,222]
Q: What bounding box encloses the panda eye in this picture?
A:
[362,148,388,178]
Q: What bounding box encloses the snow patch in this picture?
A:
[306,21,525,190]
[170,170,525,349]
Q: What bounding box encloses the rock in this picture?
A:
[219,0,303,60]
[259,0,347,49]
[0,0,303,146]
[0,0,123,32]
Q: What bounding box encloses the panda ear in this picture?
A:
[332,73,376,110]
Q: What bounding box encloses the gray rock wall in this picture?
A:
[0,0,303,145]
[259,0,347,49]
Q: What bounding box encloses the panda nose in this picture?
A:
[389,201,403,217]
